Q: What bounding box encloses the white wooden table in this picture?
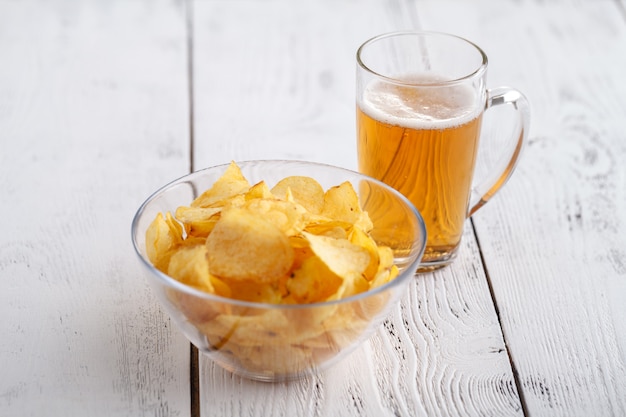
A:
[2,1,625,416]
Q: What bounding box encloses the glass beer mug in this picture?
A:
[356,31,530,272]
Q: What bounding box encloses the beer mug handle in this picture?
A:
[468,87,530,216]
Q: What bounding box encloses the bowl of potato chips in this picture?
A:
[131,160,426,381]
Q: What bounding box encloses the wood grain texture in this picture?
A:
[414,0,626,415]
[191,0,419,171]
[5,0,623,416]
[0,1,191,415]
[194,224,521,417]
[192,1,520,416]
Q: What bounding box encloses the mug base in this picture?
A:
[416,260,453,273]
[416,249,459,273]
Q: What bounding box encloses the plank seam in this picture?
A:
[187,0,196,174]
[190,343,200,417]
[470,218,530,417]
[185,1,200,416]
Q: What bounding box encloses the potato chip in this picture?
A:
[220,276,283,304]
[338,274,370,300]
[301,231,370,282]
[175,206,221,224]
[175,293,222,324]
[324,310,369,348]
[201,309,290,347]
[233,344,313,374]
[175,206,222,237]
[145,212,183,272]
[178,235,208,248]
[320,181,373,232]
[244,180,273,200]
[303,219,352,238]
[348,226,380,281]
[191,161,250,208]
[205,207,294,284]
[370,246,399,288]
[271,176,325,214]
[376,245,396,273]
[243,198,308,236]
[287,239,314,273]
[286,256,343,304]
[167,244,213,291]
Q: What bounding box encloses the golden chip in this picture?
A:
[321,181,373,232]
[220,276,283,304]
[175,206,221,224]
[338,274,370,300]
[271,176,325,214]
[286,255,343,304]
[145,212,183,272]
[175,206,221,237]
[191,161,250,208]
[348,226,380,281]
[243,198,308,236]
[303,219,352,238]
[370,246,399,288]
[244,180,273,200]
[302,231,370,282]
[205,207,295,284]
[167,244,213,292]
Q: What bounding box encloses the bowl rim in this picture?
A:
[131,159,427,310]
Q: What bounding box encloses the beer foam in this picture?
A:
[360,76,482,129]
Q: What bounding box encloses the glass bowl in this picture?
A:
[131,160,426,381]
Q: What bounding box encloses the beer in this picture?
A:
[357,75,484,264]
[356,32,529,270]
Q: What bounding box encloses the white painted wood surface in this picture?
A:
[412,0,626,415]
[192,1,518,416]
[0,1,191,416]
[1,0,625,416]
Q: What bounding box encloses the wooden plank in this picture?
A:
[192,1,521,415]
[0,1,191,415]
[196,227,522,416]
[191,0,418,171]
[415,0,626,415]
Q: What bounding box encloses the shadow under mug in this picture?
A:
[356,31,530,272]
